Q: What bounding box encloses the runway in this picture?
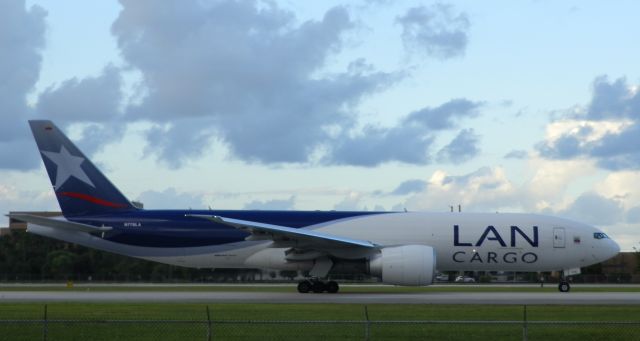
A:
[1,291,639,305]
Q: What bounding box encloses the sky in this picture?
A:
[1,0,639,250]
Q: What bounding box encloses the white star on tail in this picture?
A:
[41,146,95,189]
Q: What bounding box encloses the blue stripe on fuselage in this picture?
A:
[69,210,389,248]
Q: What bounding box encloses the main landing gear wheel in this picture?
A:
[558,281,571,292]
[312,281,325,293]
[296,280,339,294]
[326,281,339,293]
[297,280,312,293]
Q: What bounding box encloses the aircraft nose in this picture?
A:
[607,238,621,259]
[590,228,620,262]
[596,237,620,262]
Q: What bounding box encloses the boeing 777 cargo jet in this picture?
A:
[9,120,620,293]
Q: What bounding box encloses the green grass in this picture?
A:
[0,303,639,340]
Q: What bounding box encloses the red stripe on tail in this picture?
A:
[59,192,128,208]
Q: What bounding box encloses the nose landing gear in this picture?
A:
[297,279,339,293]
[558,268,579,292]
[558,281,570,292]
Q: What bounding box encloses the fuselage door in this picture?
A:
[553,227,565,248]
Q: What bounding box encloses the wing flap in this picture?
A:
[187,214,376,249]
[7,214,112,233]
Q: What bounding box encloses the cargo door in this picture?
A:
[553,227,565,248]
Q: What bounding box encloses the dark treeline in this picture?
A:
[0,231,266,282]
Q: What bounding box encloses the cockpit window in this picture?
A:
[593,232,609,239]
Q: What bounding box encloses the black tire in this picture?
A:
[326,281,339,293]
[297,280,311,293]
[311,281,326,293]
[558,281,570,292]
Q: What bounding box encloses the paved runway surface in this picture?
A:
[1,291,639,304]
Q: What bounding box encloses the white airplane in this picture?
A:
[10,120,620,293]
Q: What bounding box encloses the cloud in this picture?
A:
[405,98,481,130]
[327,98,482,166]
[35,65,125,156]
[36,66,123,123]
[593,171,640,209]
[537,134,582,159]
[521,158,597,212]
[363,0,394,5]
[0,140,44,170]
[136,188,205,209]
[0,1,46,169]
[586,76,639,120]
[626,206,640,224]
[589,124,640,170]
[243,196,295,210]
[391,179,427,195]
[557,192,625,226]
[405,167,519,212]
[0,184,57,216]
[143,119,217,169]
[537,76,640,170]
[436,128,480,164]
[1,0,478,170]
[411,162,636,226]
[328,125,433,166]
[0,2,125,168]
[504,150,528,159]
[396,4,470,59]
[112,1,398,167]
[334,192,364,211]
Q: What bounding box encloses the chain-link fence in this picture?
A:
[1,319,639,340]
[0,306,639,340]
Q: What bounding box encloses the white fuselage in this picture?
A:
[28,212,619,274]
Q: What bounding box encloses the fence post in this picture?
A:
[364,305,370,341]
[43,304,48,341]
[206,306,212,341]
[522,305,527,341]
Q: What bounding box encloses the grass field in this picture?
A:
[0,303,638,340]
[0,284,638,339]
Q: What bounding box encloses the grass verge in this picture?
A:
[0,303,638,340]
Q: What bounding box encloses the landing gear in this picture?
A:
[297,280,312,293]
[297,279,339,294]
[297,257,339,293]
[312,281,325,293]
[558,281,570,292]
[326,281,339,293]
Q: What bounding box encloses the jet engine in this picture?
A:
[368,245,436,286]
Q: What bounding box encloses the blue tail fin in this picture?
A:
[29,120,138,217]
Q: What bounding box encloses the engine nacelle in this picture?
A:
[368,245,436,286]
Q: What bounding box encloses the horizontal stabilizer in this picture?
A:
[7,214,112,233]
[187,214,376,249]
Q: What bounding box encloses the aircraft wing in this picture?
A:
[7,213,112,233]
[187,214,376,250]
